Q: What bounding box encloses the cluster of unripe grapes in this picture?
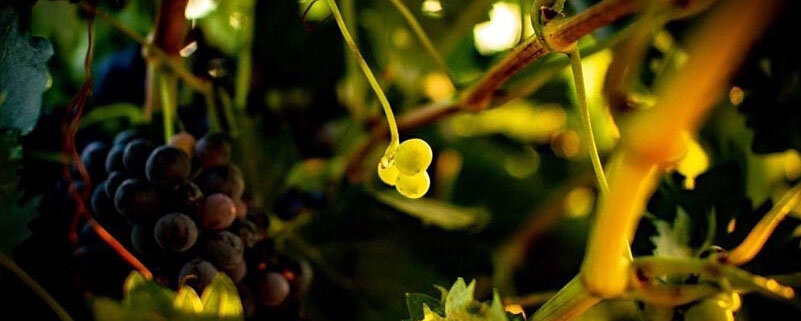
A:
[377,138,433,198]
[78,129,311,319]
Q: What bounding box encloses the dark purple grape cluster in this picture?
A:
[78,130,312,319]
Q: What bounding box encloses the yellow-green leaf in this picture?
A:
[174,286,204,314]
[200,273,244,320]
[372,191,488,230]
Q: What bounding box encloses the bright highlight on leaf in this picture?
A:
[473,2,521,55]
[174,286,203,314]
[421,0,444,18]
[201,273,244,317]
[446,101,566,143]
[186,0,218,19]
[93,271,244,321]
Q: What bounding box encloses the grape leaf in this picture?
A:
[650,208,693,258]
[404,278,512,321]
[197,0,254,54]
[372,190,489,230]
[200,273,244,320]
[0,6,53,134]
[122,272,177,318]
[94,272,243,321]
[174,286,204,314]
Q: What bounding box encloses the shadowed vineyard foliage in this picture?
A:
[2,0,801,321]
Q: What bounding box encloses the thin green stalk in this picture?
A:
[234,0,255,110]
[159,73,176,142]
[218,88,239,137]
[203,87,222,133]
[728,182,801,265]
[0,254,75,321]
[326,0,400,145]
[568,48,609,197]
[387,0,454,85]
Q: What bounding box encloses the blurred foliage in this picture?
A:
[93,271,244,321]
[1,0,801,321]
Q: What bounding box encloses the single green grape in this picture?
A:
[377,162,400,186]
[395,171,430,199]
[395,138,433,175]
[684,297,734,321]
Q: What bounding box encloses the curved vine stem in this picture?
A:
[568,48,609,197]
[325,0,400,146]
[0,255,75,321]
[387,0,455,86]
[727,182,801,265]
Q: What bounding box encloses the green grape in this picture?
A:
[684,297,734,321]
[377,162,399,186]
[395,138,433,175]
[395,171,430,199]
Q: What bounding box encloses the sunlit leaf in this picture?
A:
[174,286,204,314]
[200,273,244,320]
[122,272,176,318]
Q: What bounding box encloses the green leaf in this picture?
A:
[0,6,53,134]
[79,103,146,129]
[197,0,254,54]
[0,193,40,255]
[174,286,203,314]
[405,279,510,321]
[372,191,489,230]
[444,278,475,315]
[650,208,693,258]
[406,293,444,321]
[122,272,176,318]
[200,273,244,320]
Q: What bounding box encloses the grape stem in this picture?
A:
[0,255,75,321]
[726,182,801,265]
[325,0,400,147]
[568,48,609,197]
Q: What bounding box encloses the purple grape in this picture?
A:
[195,133,231,168]
[254,272,290,307]
[105,171,132,200]
[113,129,143,146]
[145,146,190,188]
[131,223,157,256]
[222,259,247,283]
[165,181,204,216]
[154,213,198,253]
[196,165,245,200]
[80,141,109,181]
[178,259,218,293]
[230,218,259,248]
[122,139,155,175]
[114,179,159,223]
[200,193,237,230]
[105,144,126,173]
[202,231,244,268]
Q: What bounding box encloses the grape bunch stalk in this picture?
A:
[77,129,312,319]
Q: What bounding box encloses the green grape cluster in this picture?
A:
[377,138,432,199]
[684,293,740,321]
